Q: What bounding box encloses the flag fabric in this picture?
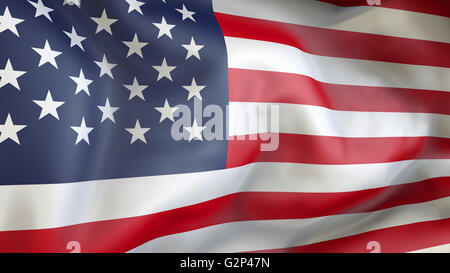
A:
[0,0,449,253]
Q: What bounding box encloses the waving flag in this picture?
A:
[0,0,449,253]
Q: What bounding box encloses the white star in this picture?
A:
[124,0,145,15]
[182,37,204,60]
[0,7,24,37]
[70,69,93,96]
[94,54,117,79]
[91,9,118,35]
[71,117,94,145]
[126,119,150,144]
[123,33,148,58]
[32,40,62,69]
[123,77,149,101]
[97,98,119,123]
[152,58,176,81]
[155,99,178,123]
[0,59,26,91]
[184,119,205,141]
[183,78,206,100]
[0,114,27,144]
[63,0,81,7]
[32,90,65,120]
[28,0,54,22]
[176,4,196,22]
[64,26,86,51]
[153,16,175,39]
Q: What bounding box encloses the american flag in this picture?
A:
[0,0,449,253]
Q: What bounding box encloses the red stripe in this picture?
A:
[215,13,450,68]
[226,134,450,168]
[229,69,450,115]
[247,218,450,253]
[317,0,450,18]
[0,177,449,252]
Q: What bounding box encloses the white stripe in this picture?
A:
[213,0,450,43]
[0,160,449,231]
[129,197,450,252]
[228,102,450,138]
[225,37,450,92]
[409,243,450,253]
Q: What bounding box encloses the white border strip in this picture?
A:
[229,102,450,138]
[1,160,449,231]
[213,0,450,43]
[130,197,450,252]
[409,243,450,253]
[225,37,450,92]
